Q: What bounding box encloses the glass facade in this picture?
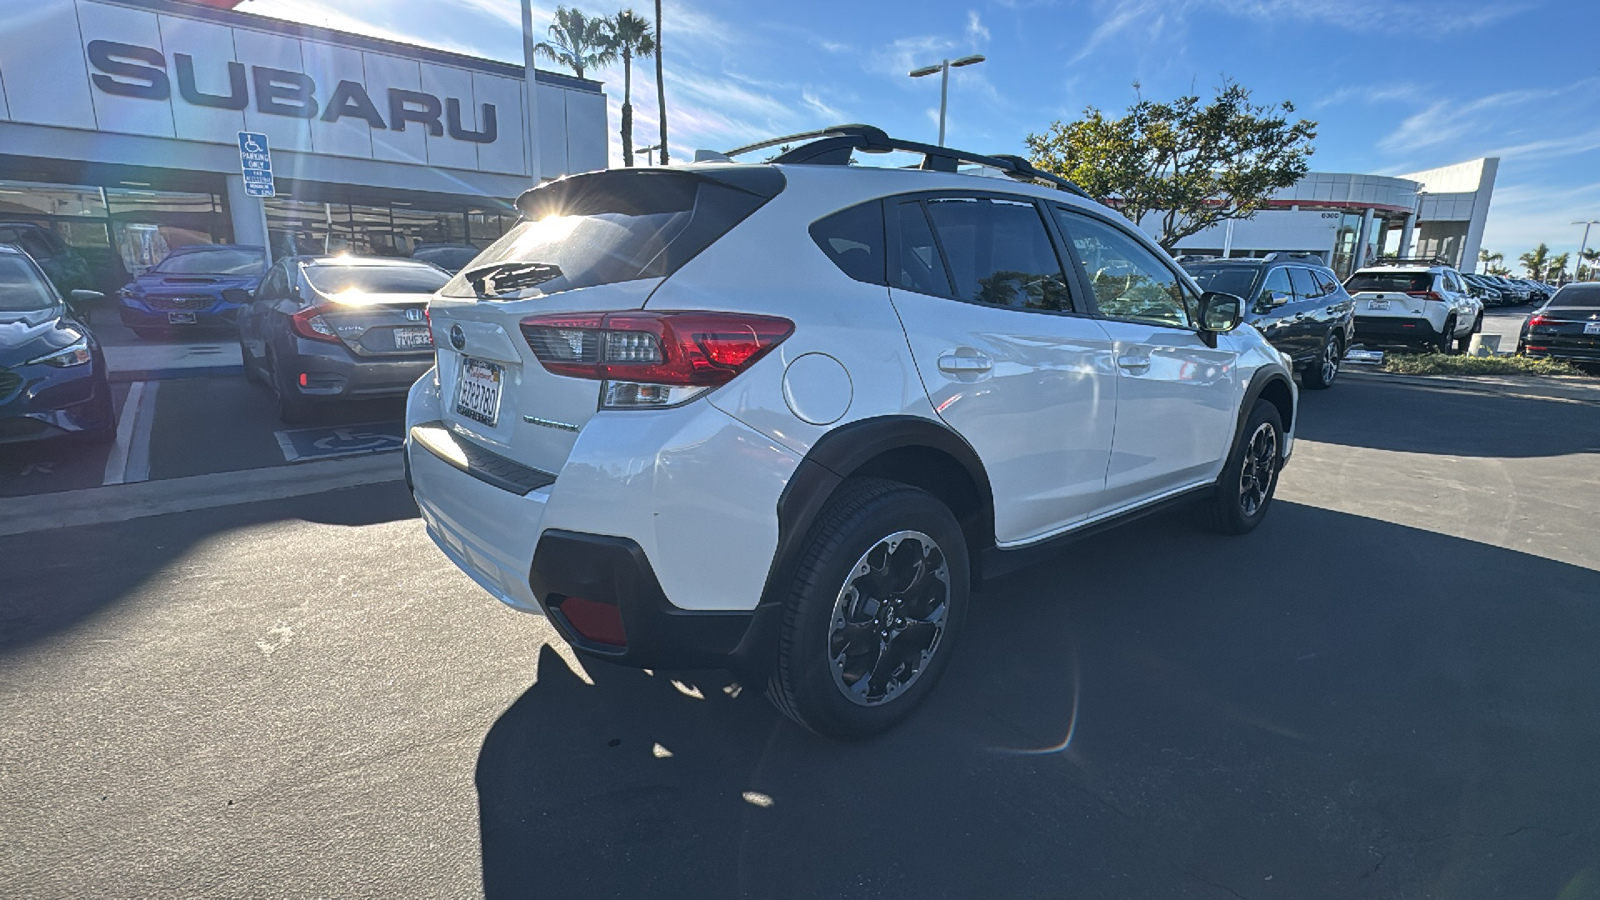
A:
[265,197,518,260]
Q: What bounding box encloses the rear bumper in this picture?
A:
[118,299,241,329]
[1521,342,1600,363]
[286,343,433,400]
[1354,315,1444,343]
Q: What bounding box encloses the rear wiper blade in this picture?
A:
[463,262,564,297]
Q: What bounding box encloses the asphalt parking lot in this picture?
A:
[3,375,1598,899]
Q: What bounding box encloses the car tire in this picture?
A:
[1202,399,1284,536]
[1434,315,1457,354]
[766,477,969,739]
[1301,332,1342,390]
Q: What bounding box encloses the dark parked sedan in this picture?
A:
[118,244,266,339]
[237,255,449,423]
[1518,283,1600,367]
[0,244,114,445]
[1181,253,1356,389]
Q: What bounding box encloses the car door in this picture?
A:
[886,194,1119,544]
[1050,206,1239,507]
[1286,266,1327,358]
[241,261,286,363]
[1250,266,1297,357]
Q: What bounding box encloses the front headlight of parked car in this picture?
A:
[27,338,93,368]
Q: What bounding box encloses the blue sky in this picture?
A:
[238,0,1600,261]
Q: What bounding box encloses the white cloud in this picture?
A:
[966,10,991,45]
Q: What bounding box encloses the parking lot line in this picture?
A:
[101,381,159,487]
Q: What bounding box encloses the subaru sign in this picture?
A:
[238,132,275,198]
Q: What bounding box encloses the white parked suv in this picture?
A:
[1345,258,1483,352]
[405,126,1298,738]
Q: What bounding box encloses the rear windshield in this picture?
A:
[0,255,57,311]
[1184,265,1261,298]
[155,247,265,275]
[305,264,450,295]
[410,246,480,273]
[1549,284,1600,308]
[1345,272,1431,293]
[441,169,783,300]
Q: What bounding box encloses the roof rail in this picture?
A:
[1370,256,1451,267]
[1265,251,1327,263]
[721,124,1092,198]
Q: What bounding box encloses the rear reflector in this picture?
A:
[558,596,626,646]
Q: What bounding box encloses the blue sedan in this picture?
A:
[117,244,266,340]
[0,244,115,445]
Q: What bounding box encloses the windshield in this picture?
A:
[411,246,481,274]
[154,247,265,276]
[1346,271,1431,292]
[1184,265,1261,298]
[1550,284,1600,308]
[304,264,450,295]
[0,254,57,311]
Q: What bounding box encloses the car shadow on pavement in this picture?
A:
[476,500,1600,900]
[1299,380,1600,459]
[0,482,417,652]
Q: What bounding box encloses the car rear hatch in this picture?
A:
[1526,305,1600,351]
[424,166,785,477]
[315,294,435,356]
[1346,271,1435,314]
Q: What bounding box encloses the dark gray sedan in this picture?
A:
[235,256,449,423]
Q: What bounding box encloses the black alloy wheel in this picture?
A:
[1202,399,1284,535]
[1302,332,1341,390]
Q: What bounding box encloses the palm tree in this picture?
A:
[1519,243,1551,280]
[534,7,614,80]
[653,0,668,165]
[1580,248,1600,281]
[1548,252,1570,283]
[606,10,655,167]
[1479,248,1503,269]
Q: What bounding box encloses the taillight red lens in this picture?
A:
[520,311,794,386]
[290,306,340,343]
[1406,291,1444,301]
[1527,315,1549,329]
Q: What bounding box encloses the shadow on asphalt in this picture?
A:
[476,501,1600,900]
[0,482,418,652]
[1297,379,1600,459]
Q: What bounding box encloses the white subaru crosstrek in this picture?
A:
[406,126,1297,738]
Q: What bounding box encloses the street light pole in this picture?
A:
[1573,220,1599,282]
[637,143,662,166]
[521,0,542,182]
[909,54,985,147]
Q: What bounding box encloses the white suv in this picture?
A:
[1345,259,1483,352]
[405,126,1298,738]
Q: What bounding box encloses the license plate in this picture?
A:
[1585,322,1600,335]
[167,311,197,324]
[455,357,503,427]
[1367,299,1390,311]
[394,326,433,350]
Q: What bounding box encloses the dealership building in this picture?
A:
[1164,158,1499,277]
[0,0,607,291]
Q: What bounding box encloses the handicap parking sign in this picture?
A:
[237,132,275,198]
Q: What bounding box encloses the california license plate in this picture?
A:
[455,357,503,426]
[167,311,197,324]
[1367,299,1390,311]
[395,326,433,350]
[1584,322,1600,335]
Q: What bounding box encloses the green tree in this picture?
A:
[1519,243,1552,279]
[534,7,614,80]
[1579,248,1600,281]
[1548,252,1570,282]
[654,0,668,165]
[1026,80,1316,252]
[606,10,656,167]
[1479,248,1503,269]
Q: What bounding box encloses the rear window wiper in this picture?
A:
[463,262,564,297]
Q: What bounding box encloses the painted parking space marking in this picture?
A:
[274,421,405,462]
[102,380,159,486]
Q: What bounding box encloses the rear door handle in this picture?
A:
[1116,355,1151,372]
[938,354,993,374]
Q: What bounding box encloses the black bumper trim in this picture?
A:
[1354,316,1443,341]
[409,420,555,496]
[529,530,761,670]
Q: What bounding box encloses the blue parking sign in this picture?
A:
[238,131,275,198]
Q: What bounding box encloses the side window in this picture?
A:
[1259,267,1293,307]
[923,197,1073,312]
[810,202,886,286]
[892,201,952,297]
[1289,267,1320,300]
[258,263,287,301]
[1314,269,1342,296]
[1052,208,1192,327]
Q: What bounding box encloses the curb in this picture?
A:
[0,453,404,537]
[109,365,243,383]
[1341,369,1600,405]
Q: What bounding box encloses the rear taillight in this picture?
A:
[1527,315,1549,329]
[1406,291,1444,301]
[520,310,794,408]
[290,306,340,343]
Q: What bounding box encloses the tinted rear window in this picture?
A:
[1345,272,1431,293]
[411,246,480,273]
[442,169,783,300]
[810,202,885,285]
[305,264,450,295]
[923,197,1071,311]
[1184,265,1260,298]
[1550,284,1600,308]
[155,247,265,275]
[0,255,57,311]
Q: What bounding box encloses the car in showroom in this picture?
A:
[1517,282,1600,367]
[0,243,115,445]
[237,255,450,423]
[117,244,267,339]
[1181,253,1355,389]
[403,125,1299,739]
[1345,258,1483,352]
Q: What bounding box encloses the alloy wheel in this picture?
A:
[828,530,951,707]
[1238,422,1279,518]
[1321,337,1341,383]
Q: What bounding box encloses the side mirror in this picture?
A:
[67,289,102,323]
[1267,290,1290,307]
[221,288,252,305]
[1199,291,1245,334]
